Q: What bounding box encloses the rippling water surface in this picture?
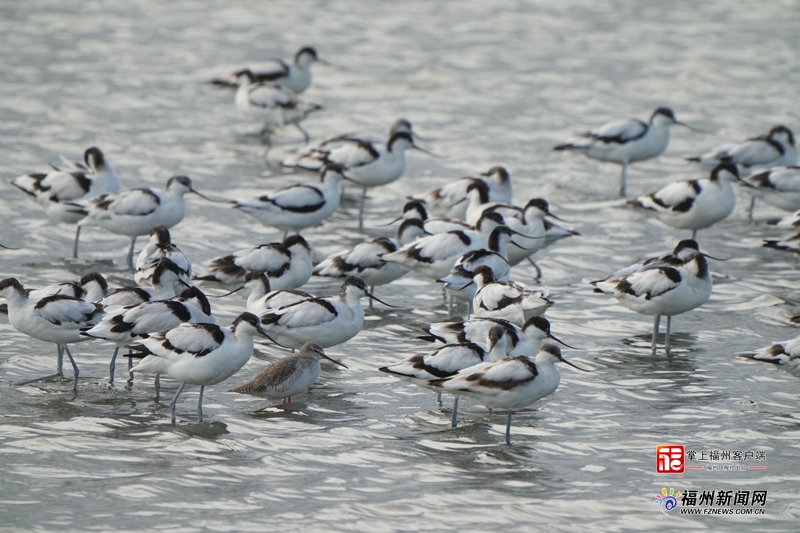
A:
[2,1,800,531]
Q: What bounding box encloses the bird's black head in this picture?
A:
[342,276,369,295]
[295,47,318,62]
[403,200,428,220]
[84,147,105,168]
[180,286,212,315]
[0,277,23,293]
[152,259,183,284]
[482,166,509,184]
[710,162,739,181]
[651,107,677,122]
[466,179,490,202]
[523,315,551,334]
[769,125,795,146]
[283,234,310,252]
[79,272,108,294]
[166,175,193,190]
[232,311,262,331]
[244,271,270,291]
[150,225,172,246]
[472,265,496,284]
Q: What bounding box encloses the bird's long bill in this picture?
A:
[0,243,19,250]
[507,227,545,240]
[544,211,568,222]
[178,277,193,288]
[549,332,577,350]
[210,285,244,298]
[379,215,404,227]
[561,356,588,371]
[255,322,289,348]
[411,143,442,158]
[191,188,226,203]
[317,58,342,69]
[321,353,348,369]
[701,252,730,261]
[676,121,702,132]
[367,292,399,308]
[448,197,468,207]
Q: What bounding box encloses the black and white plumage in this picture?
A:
[1,277,103,393]
[194,234,312,289]
[410,166,513,219]
[687,125,797,170]
[598,239,701,281]
[554,107,689,195]
[237,271,313,316]
[739,338,800,379]
[29,272,109,304]
[381,325,508,426]
[11,147,120,258]
[468,195,558,267]
[281,119,414,171]
[763,231,800,255]
[420,316,572,357]
[82,286,214,386]
[134,225,192,287]
[627,163,741,240]
[396,200,474,235]
[429,344,583,444]
[130,312,268,423]
[72,175,212,269]
[231,342,347,404]
[211,47,320,94]
[438,226,517,303]
[291,130,428,228]
[100,260,190,309]
[380,326,508,387]
[472,266,553,326]
[258,277,393,349]
[234,71,321,142]
[314,236,408,293]
[232,166,346,235]
[742,166,800,212]
[592,252,712,355]
[382,212,507,281]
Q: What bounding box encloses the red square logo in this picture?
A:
[656,445,685,474]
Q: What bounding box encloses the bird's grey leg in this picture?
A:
[15,345,65,386]
[505,409,513,445]
[620,162,629,196]
[448,295,454,316]
[652,315,661,356]
[63,345,80,394]
[526,257,543,279]
[748,197,756,219]
[437,392,443,407]
[126,236,137,270]
[109,346,119,386]
[451,396,459,428]
[197,385,205,422]
[369,286,375,309]
[72,226,81,259]
[170,382,187,424]
[665,316,672,356]
[154,374,161,403]
[294,123,311,144]
[358,188,367,230]
[126,351,134,390]
[691,229,697,240]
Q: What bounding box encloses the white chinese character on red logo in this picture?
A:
[656,445,685,474]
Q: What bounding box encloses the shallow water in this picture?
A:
[1,0,800,531]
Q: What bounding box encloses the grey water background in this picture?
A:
[1,0,799,531]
